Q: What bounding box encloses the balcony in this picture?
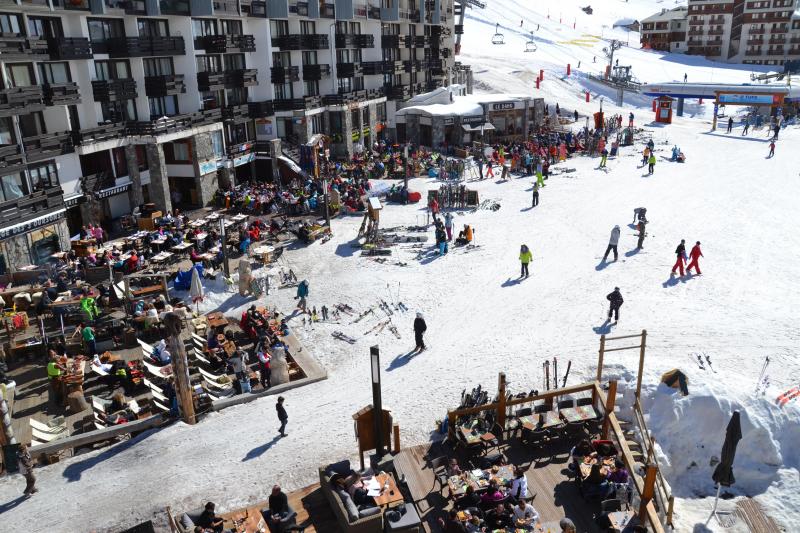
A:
[46,37,92,60]
[289,1,308,15]
[0,144,24,172]
[106,36,185,57]
[52,0,90,10]
[381,35,406,48]
[43,83,81,106]
[401,9,420,22]
[688,29,705,36]
[271,34,329,50]
[222,104,250,124]
[320,2,334,17]
[123,0,148,14]
[126,109,221,136]
[22,132,74,163]
[197,71,227,91]
[708,28,724,35]
[768,37,786,45]
[0,186,65,227]
[212,0,239,14]
[362,60,403,75]
[335,34,375,48]
[403,59,421,73]
[748,27,767,35]
[248,100,274,118]
[406,35,426,48]
[273,96,321,111]
[322,90,367,106]
[0,86,45,117]
[91,79,138,102]
[271,65,300,83]
[0,36,49,60]
[226,69,258,88]
[336,62,362,78]
[385,84,410,100]
[745,49,764,56]
[144,74,185,97]
[72,123,126,145]
[196,34,256,53]
[302,64,331,80]
[248,0,266,16]
[158,0,190,14]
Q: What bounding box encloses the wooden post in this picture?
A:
[163,313,196,425]
[392,423,400,453]
[123,276,131,314]
[639,463,658,522]
[447,410,456,440]
[601,380,617,440]
[161,274,169,301]
[636,330,647,399]
[597,334,606,382]
[497,372,507,430]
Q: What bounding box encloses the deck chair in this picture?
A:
[601,498,622,513]
[202,382,235,401]
[137,338,155,354]
[143,377,168,401]
[91,362,110,377]
[428,456,449,492]
[533,404,550,414]
[197,366,229,384]
[191,332,207,348]
[142,359,171,378]
[30,419,69,445]
[193,349,211,366]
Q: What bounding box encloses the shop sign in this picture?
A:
[0,209,66,240]
[443,117,454,125]
[95,183,131,199]
[462,115,485,125]
[233,153,255,167]
[491,101,517,111]
[718,93,779,105]
[199,159,220,175]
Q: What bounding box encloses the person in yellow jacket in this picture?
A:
[642,147,650,166]
[519,244,532,278]
[647,153,657,175]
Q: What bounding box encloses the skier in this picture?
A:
[671,239,687,276]
[535,159,544,187]
[556,103,560,116]
[686,241,703,275]
[647,153,656,175]
[519,244,532,278]
[727,117,734,133]
[429,196,440,221]
[683,73,687,83]
[768,141,775,158]
[773,123,780,140]
[520,19,523,26]
[531,183,539,207]
[671,145,680,161]
[599,147,608,168]
[742,116,750,136]
[295,279,309,312]
[413,312,427,351]
[476,155,484,180]
[606,287,623,323]
[632,207,647,224]
[602,225,621,262]
[486,158,495,179]
[435,221,448,255]
[574,109,579,122]
[444,211,454,241]
[628,112,634,127]
[641,146,650,166]
[636,220,646,250]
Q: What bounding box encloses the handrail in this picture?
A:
[632,399,674,526]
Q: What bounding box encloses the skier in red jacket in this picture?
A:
[686,241,703,275]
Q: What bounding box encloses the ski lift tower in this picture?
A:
[454,0,487,54]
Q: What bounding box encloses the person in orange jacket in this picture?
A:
[686,241,704,275]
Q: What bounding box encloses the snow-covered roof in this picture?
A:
[397,92,533,118]
[641,6,688,23]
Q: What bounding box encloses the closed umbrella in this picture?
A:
[190,266,204,312]
[708,411,742,523]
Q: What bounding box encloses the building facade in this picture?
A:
[640,7,688,53]
[0,0,460,271]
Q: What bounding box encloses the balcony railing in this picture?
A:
[289,1,308,15]
[144,74,185,97]
[708,28,724,35]
[222,104,250,123]
[106,36,185,57]
[748,37,764,44]
[0,86,45,117]
[197,71,227,91]
[248,0,266,16]
[0,144,24,171]
[0,186,64,227]
[768,37,786,44]
[46,37,92,60]
[0,36,49,60]
[302,64,331,80]
[748,27,767,34]
[52,0,90,10]
[273,96,321,111]
[43,82,81,106]
[385,84,410,100]
[226,69,258,87]
[271,65,300,83]
[336,62,363,78]
[22,132,74,163]
[126,109,221,136]
[271,34,329,50]
[158,0,190,14]
[213,0,239,14]
[362,60,403,75]
[91,78,138,101]
[320,2,334,17]
[381,34,406,48]
[196,34,256,53]
[335,34,375,48]
[248,100,274,118]
[72,123,126,145]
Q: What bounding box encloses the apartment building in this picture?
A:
[0,0,459,271]
[640,6,689,53]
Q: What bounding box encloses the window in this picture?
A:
[273,51,291,67]
[165,140,192,162]
[134,145,148,171]
[95,59,131,80]
[0,173,27,202]
[270,20,288,37]
[300,21,316,35]
[274,82,292,100]
[149,95,178,118]
[221,19,242,35]
[87,18,125,48]
[137,18,168,37]
[376,102,386,122]
[329,112,343,134]
[304,80,319,96]
[362,106,369,126]
[210,130,224,158]
[28,16,63,39]
[0,117,15,145]
[382,23,399,35]
[4,63,35,87]
[335,21,348,34]
[143,57,174,77]
[192,18,217,37]
[350,108,359,129]
[223,53,245,71]
[310,114,322,135]
[224,88,247,106]
[349,22,361,34]
[0,13,24,36]
[201,89,224,109]
[101,99,137,122]
[302,51,318,65]
[196,55,221,72]
[38,62,71,84]
[112,147,128,177]
[28,161,58,192]
[227,122,254,145]
[18,112,46,139]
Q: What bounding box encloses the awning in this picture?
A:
[0,208,66,240]
[462,122,495,132]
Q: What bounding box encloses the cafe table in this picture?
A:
[221,506,267,533]
[206,311,229,329]
[608,509,639,531]
[372,472,405,508]
[194,231,208,241]
[171,242,194,253]
[189,219,206,228]
[459,426,495,445]
[531,520,564,532]
[578,457,614,479]
[560,405,599,423]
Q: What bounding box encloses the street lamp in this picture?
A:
[370,345,384,457]
[218,216,230,277]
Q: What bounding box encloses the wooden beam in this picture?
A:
[639,463,658,522]
[596,335,605,383]
[636,329,647,398]
[392,423,400,453]
[30,414,165,456]
[601,380,617,440]
[497,372,507,430]
[601,344,643,353]
[603,333,646,341]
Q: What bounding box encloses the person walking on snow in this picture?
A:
[486,158,495,179]
[295,279,309,313]
[606,287,623,323]
[671,239,687,276]
[603,225,621,262]
[686,241,703,275]
[727,117,734,133]
[742,116,750,136]
[600,147,608,168]
[574,109,579,122]
[768,141,775,158]
[435,222,448,255]
[519,244,533,278]
[628,112,634,127]
[413,312,427,351]
[641,147,650,166]
[531,183,539,207]
[444,211,454,241]
[276,396,288,437]
[535,160,544,188]
[636,220,647,250]
[647,153,656,175]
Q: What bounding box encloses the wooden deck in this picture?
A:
[735,498,780,533]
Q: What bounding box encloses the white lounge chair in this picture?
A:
[142,359,171,378]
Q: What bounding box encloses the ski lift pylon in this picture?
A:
[524,31,536,52]
[491,23,505,45]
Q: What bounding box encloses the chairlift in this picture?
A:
[491,23,505,45]
[524,31,537,52]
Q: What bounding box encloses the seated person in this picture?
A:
[570,439,595,471]
[446,458,462,477]
[455,485,482,510]
[511,499,540,528]
[454,224,473,246]
[507,466,528,501]
[438,510,467,533]
[464,515,483,533]
[485,502,514,530]
[607,459,629,485]
[197,502,224,533]
[583,463,613,499]
[264,485,292,526]
[480,479,506,503]
[151,340,172,365]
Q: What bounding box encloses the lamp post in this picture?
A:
[329,23,338,95]
[219,216,230,277]
[370,345,384,457]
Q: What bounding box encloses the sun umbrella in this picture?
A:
[708,411,742,523]
[189,266,204,312]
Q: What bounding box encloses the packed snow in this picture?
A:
[1,1,798,532]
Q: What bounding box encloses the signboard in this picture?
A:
[443,117,454,125]
[233,153,255,167]
[199,159,219,175]
[462,115,485,126]
[492,102,515,110]
[718,93,780,105]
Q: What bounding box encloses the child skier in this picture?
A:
[535,160,544,187]
[531,183,539,207]
[768,141,775,158]
[600,147,609,168]
[686,241,703,275]
[647,153,656,175]
[671,239,687,276]
[641,147,650,166]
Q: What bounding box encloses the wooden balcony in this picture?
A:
[273,96,321,111]
[302,64,331,81]
[0,186,65,227]
[51,0,90,10]
[197,71,227,92]
[158,0,190,14]
[0,86,45,117]
[271,65,300,83]
[106,36,185,57]
[271,34,329,50]
[126,109,222,136]
[336,62,363,78]
[0,144,24,172]
[0,36,49,61]
[43,82,81,106]
[22,132,74,163]
[385,84,410,100]
[72,123,126,145]
[144,74,186,97]
[381,34,406,48]
[226,69,258,88]
[46,37,92,60]
[91,79,138,102]
[335,34,375,48]
[248,100,274,118]
[222,104,250,124]
[196,34,256,53]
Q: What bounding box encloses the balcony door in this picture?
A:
[28,16,64,39]
[4,63,36,88]
[138,18,169,37]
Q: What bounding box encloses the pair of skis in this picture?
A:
[688,352,715,373]
[379,300,394,317]
[332,331,357,344]
[776,384,800,407]
[755,356,770,395]
[542,357,571,390]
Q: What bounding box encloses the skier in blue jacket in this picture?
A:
[296,280,309,313]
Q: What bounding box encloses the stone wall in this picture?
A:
[124,145,144,209]
[146,143,172,214]
[191,132,219,207]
